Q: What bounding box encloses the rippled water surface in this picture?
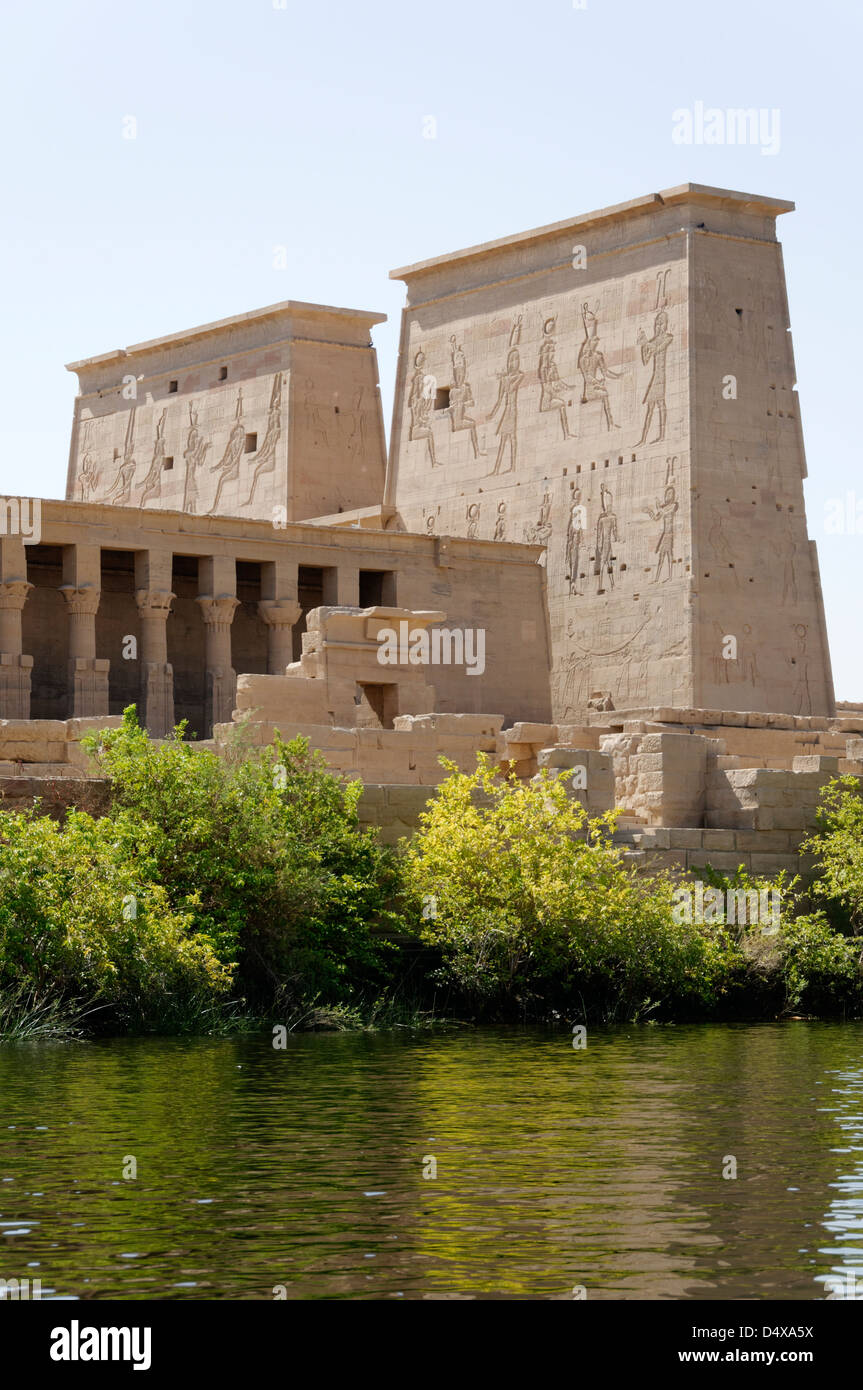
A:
[2,1022,863,1299]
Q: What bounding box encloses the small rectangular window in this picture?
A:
[163,456,174,471]
[219,366,228,381]
[244,433,257,453]
[169,380,178,393]
[434,387,451,411]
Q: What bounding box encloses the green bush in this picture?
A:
[83,708,400,1009]
[401,754,726,1020]
[0,806,231,1031]
[803,776,863,932]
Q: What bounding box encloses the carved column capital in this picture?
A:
[59,584,101,617]
[135,589,176,619]
[257,598,301,628]
[0,580,33,611]
[196,595,240,631]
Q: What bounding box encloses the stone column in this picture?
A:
[258,599,301,673]
[135,589,176,737]
[59,583,109,716]
[0,579,34,719]
[196,595,240,733]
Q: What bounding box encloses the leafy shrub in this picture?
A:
[401,755,726,1020]
[0,806,231,1031]
[83,708,400,1009]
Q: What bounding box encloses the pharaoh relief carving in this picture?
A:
[537,316,574,440]
[487,316,524,475]
[790,623,812,715]
[105,408,137,505]
[493,500,507,541]
[182,402,210,515]
[523,488,553,546]
[555,608,656,717]
[77,424,98,501]
[408,349,437,468]
[781,509,799,606]
[593,484,619,593]
[466,502,481,539]
[245,373,284,507]
[577,303,621,432]
[447,337,482,458]
[341,387,368,464]
[140,408,167,507]
[303,379,329,450]
[564,490,585,596]
[209,390,246,514]
[645,458,679,583]
[707,503,737,580]
[636,270,674,447]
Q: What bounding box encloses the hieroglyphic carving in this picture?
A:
[790,622,811,714]
[523,488,553,545]
[707,503,736,570]
[245,373,284,506]
[209,390,245,514]
[593,484,619,592]
[140,408,167,507]
[487,316,523,475]
[182,402,210,514]
[105,408,137,505]
[466,502,480,539]
[577,303,621,431]
[408,350,437,467]
[303,379,329,449]
[645,457,679,582]
[636,272,673,446]
[564,490,585,595]
[342,386,367,464]
[781,509,799,605]
[77,424,98,501]
[493,500,507,541]
[537,316,574,440]
[446,338,482,458]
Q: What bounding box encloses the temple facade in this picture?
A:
[0,183,836,747]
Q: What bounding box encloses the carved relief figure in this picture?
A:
[487,317,524,475]
[105,408,137,505]
[342,386,367,463]
[647,483,679,583]
[245,373,284,506]
[782,509,799,605]
[446,337,482,458]
[493,500,507,541]
[577,303,621,432]
[303,379,329,449]
[182,402,210,514]
[791,623,811,714]
[140,408,167,507]
[77,424,98,501]
[408,349,437,467]
[594,484,619,592]
[565,490,585,595]
[209,390,246,514]
[524,488,553,545]
[466,502,481,539]
[537,316,574,440]
[636,273,674,446]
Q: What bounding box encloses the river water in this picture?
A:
[1,1022,862,1300]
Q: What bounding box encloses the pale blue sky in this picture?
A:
[1,0,860,695]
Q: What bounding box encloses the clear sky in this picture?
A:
[1,0,860,696]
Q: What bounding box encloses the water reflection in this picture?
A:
[0,1023,861,1299]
